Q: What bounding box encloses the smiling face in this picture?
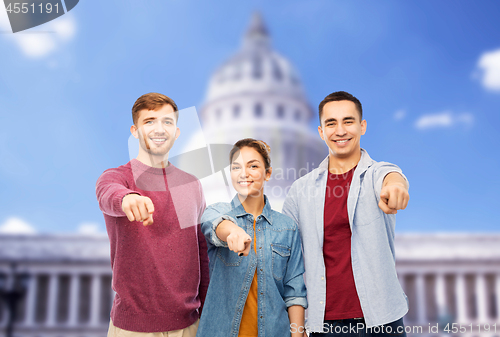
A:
[131,104,180,165]
[230,146,271,199]
[318,100,366,162]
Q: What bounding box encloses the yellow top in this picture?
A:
[238,219,258,337]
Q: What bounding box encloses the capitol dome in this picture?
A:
[201,13,316,133]
[204,13,309,107]
[182,13,326,208]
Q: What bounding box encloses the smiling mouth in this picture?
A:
[333,138,351,144]
[150,138,167,145]
[238,181,253,186]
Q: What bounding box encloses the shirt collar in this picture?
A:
[316,148,374,181]
[230,194,273,225]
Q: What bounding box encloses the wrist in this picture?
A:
[384,181,407,189]
[122,192,140,203]
[229,225,246,236]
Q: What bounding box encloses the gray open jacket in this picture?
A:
[282,149,409,331]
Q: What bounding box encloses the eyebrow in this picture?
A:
[231,159,261,166]
[143,116,175,122]
[324,116,356,124]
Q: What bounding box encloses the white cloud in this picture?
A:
[15,33,57,58]
[0,217,36,235]
[51,14,76,41]
[415,111,474,130]
[77,222,105,236]
[0,9,77,58]
[476,48,500,92]
[394,109,406,121]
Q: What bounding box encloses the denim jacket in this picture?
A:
[282,149,409,331]
[196,195,307,337]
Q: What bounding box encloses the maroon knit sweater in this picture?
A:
[96,159,209,332]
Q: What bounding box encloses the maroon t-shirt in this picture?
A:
[323,166,364,320]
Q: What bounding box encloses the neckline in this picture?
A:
[130,159,176,175]
[328,165,357,177]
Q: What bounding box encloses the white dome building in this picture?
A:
[192,13,326,208]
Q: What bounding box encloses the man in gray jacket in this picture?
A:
[283,91,410,337]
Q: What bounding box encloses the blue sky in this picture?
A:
[0,0,499,234]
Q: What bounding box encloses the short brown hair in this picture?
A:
[132,93,179,125]
[318,91,363,122]
[229,138,271,172]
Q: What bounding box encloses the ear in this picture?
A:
[175,127,180,140]
[361,119,367,135]
[317,125,325,141]
[130,125,139,139]
[265,167,272,181]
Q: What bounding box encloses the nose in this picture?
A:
[239,167,248,179]
[154,120,165,133]
[335,123,347,136]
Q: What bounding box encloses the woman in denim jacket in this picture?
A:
[196,138,307,337]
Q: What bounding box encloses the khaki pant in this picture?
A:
[108,319,199,337]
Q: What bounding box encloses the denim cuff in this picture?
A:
[284,296,308,309]
[210,215,237,247]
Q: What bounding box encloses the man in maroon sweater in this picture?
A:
[96,93,209,337]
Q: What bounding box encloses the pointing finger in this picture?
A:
[239,237,252,256]
[130,205,142,222]
[137,202,150,222]
[387,193,399,210]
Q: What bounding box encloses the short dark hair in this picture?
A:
[132,93,179,125]
[229,138,271,172]
[318,91,363,122]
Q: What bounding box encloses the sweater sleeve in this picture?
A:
[197,186,210,315]
[95,167,141,217]
[197,224,210,315]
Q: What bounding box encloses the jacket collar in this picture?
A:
[315,148,374,181]
[230,194,273,225]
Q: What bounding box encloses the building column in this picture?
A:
[496,274,500,322]
[415,273,427,324]
[435,273,447,320]
[475,273,488,323]
[0,294,8,327]
[1,272,15,327]
[23,273,38,326]
[90,274,102,326]
[46,273,59,326]
[455,273,468,324]
[67,273,80,327]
